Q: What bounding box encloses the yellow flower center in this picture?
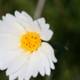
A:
[20,32,41,53]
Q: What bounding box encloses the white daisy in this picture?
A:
[0,11,57,80]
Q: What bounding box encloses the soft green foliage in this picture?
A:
[0,0,80,80]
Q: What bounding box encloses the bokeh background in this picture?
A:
[0,0,80,80]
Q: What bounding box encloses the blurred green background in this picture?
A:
[0,0,80,80]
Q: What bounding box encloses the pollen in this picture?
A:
[20,32,41,53]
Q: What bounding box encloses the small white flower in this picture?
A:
[0,11,57,80]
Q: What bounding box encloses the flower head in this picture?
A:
[0,11,57,80]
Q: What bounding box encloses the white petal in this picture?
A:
[14,64,31,80]
[40,29,53,41]
[24,54,38,79]
[34,18,50,30]
[48,58,55,70]
[34,18,53,41]
[7,54,31,80]
[15,11,40,32]
[32,68,38,77]
[0,49,22,70]
[0,34,18,51]
[15,11,32,22]
[15,11,33,27]
[9,74,17,80]
[1,14,25,36]
[18,76,24,80]
[28,50,50,76]
[10,53,39,80]
[6,53,29,75]
[31,52,45,77]
[41,42,57,63]
[38,42,57,71]
[24,68,33,80]
[21,11,33,22]
[33,48,51,76]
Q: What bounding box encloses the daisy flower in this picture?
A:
[0,11,57,80]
